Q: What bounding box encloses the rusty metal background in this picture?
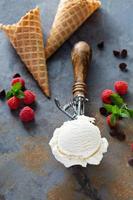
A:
[0,0,133,200]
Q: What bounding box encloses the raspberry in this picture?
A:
[11,77,25,87]
[114,81,128,95]
[106,115,117,128]
[19,106,35,122]
[131,144,133,152]
[7,96,20,110]
[23,90,36,105]
[101,89,114,104]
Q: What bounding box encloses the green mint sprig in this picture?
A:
[111,93,124,107]
[6,82,25,99]
[104,93,133,126]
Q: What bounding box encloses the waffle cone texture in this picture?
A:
[45,0,101,59]
[0,7,50,97]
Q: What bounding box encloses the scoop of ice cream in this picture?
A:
[49,115,108,167]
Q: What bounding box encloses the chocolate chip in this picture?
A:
[22,86,26,91]
[13,73,21,78]
[97,41,104,50]
[99,107,108,116]
[116,132,126,141]
[113,50,120,58]
[119,63,128,71]
[128,158,133,167]
[121,49,128,58]
[109,130,117,137]
[109,127,126,141]
[0,89,6,99]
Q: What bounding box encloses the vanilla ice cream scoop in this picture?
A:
[49,115,108,167]
[50,42,108,167]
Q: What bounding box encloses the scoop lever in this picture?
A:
[54,98,77,119]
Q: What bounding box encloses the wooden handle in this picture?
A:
[71,41,92,97]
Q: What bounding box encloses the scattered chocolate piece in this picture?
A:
[22,86,26,91]
[0,89,6,99]
[13,73,21,78]
[109,127,126,141]
[128,158,133,167]
[99,107,108,116]
[97,41,104,50]
[121,49,128,58]
[116,132,126,141]
[109,130,117,137]
[119,63,128,71]
[113,50,120,58]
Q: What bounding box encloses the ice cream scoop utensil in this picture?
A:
[50,41,108,167]
[55,41,92,118]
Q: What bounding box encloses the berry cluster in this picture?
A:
[100,81,133,167]
[6,74,36,122]
[100,80,129,129]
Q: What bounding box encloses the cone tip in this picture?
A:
[42,86,51,99]
[31,6,40,13]
[94,0,102,7]
[88,0,101,8]
[44,91,51,99]
[47,96,51,100]
[35,6,40,10]
[97,0,102,7]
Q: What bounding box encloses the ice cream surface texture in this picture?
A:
[49,115,108,167]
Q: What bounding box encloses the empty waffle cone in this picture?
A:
[45,0,101,59]
[0,7,50,97]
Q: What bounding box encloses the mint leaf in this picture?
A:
[12,82,22,92]
[104,104,113,113]
[126,109,133,118]
[112,105,120,114]
[119,109,130,118]
[11,89,19,96]
[103,92,133,122]
[6,91,13,99]
[111,93,124,107]
[9,82,23,98]
[16,90,25,99]
[110,114,117,126]
[104,104,120,115]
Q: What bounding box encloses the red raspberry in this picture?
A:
[114,81,128,95]
[131,144,133,152]
[23,90,36,105]
[7,96,20,110]
[106,115,117,128]
[11,77,25,87]
[101,89,114,104]
[19,106,35,122]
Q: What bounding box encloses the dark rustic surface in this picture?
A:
[0,0,133,200]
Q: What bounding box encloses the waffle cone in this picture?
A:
[45,0,101,59]
[0,7,50,97]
